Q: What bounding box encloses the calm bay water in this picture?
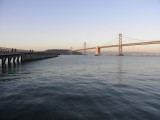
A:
[0,55,160,120]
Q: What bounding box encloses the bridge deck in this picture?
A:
[74,40,160,51]
[0,53,22,59]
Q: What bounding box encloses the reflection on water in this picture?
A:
[117,57,123,84]
[0,63,22,83]
[0,63,22,75]
[0,55,160,120]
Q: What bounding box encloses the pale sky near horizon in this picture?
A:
[0,0,160,51]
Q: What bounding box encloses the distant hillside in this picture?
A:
[46,49,82,55]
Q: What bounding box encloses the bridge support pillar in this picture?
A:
[70,47,72,55]
[95,47,101,56]
[8,57,12,65]
[17,56,21,63]
[13,57,16,64]
[2,58,7,66]
[84,42,86,55]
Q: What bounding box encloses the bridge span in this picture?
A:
[73,34,160,56]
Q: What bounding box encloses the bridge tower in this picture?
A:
[95,46,101,56]
[70,47,72,55]
[118,34,123,56]
[84,42,86,55]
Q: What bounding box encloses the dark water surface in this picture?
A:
[0,55,160,120]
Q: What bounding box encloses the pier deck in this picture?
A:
[0,52,58,66]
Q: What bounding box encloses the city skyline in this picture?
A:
[0,0,160,52]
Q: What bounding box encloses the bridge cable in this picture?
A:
[123,35,151,42]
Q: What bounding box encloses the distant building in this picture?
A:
[45,49,82,55]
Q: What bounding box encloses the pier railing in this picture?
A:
[0,47,31,54]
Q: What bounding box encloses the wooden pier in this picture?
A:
[0,48,58,66]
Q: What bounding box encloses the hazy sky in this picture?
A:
[0,0,160,51]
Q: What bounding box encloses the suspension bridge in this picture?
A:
[72,34,160,56]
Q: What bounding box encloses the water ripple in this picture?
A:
[0,56,160,120]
